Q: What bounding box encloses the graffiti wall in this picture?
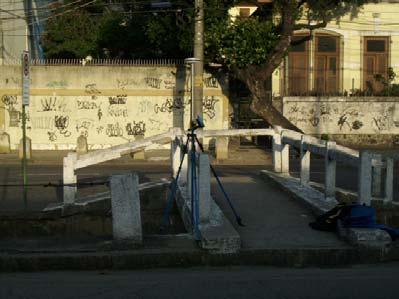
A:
[0,65,228,149]
[283,97,399,135]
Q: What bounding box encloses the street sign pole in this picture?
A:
[21,50,30,210]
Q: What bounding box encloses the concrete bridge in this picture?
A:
[51,126,398,252]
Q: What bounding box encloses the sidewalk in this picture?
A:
[1,147,399,271]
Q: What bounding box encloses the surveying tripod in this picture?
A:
[161,116,244,240]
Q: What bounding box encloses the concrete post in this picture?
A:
[324,141,336,200]
[281,132,289,174]
[198,153,211,224]
[63,152,77,204]
[76,135,88,155]
[272,133,282,173]
[0,132,10,154]
[110,172,142,243]
[178,136,188,187]
[216,137,229,160]
[385,157,394,203]
[372,154,382,197]
[358,150,372,205]
[300,135,310,185]
[18,136,32,160]
[171,137,182,178]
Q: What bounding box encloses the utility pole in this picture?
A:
[193,0,204,120]
[24,0,36,59]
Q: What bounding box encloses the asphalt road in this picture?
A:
[1,264,399,299]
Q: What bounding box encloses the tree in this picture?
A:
[205,0,370,130]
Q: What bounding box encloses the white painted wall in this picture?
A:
[0,65,229,149]
[283,96,399,135]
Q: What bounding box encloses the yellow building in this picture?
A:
[272,1,399,97]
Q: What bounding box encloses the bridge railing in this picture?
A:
[62,125,396,207]
[63,127,275,204]
[272,126,396,206]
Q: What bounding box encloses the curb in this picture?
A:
[1,246,399,272]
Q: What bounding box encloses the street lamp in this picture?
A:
[184,57,200,125]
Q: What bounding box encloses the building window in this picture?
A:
[363,37,389,94]
[314,34,340,95]
[287,35,309,96]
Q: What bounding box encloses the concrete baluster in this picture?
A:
[324,141,336,200]
[272,133,282,173]
[63,152,77,204]
[280,131,289,174]
[372,154,382,198]
[358,150,372,205]
[385,157,394,203]
[300,135,310,185]
[171,137,182,178]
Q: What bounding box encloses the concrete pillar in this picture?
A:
[171,137,182,178]
[281,133,289,174]
[76,135,88,155]
[216,137,229,160]
[300,135,310,185]
[198,153,211,224]
[372,154,382,197]
[110,172,142,244]
[385,157,394,203]
[178,136,188,187]
[272,133,282,173]
[63,152,77,205]
[324,141,336,199]
[18,136,32,160]
[0,132,10,154]
[358,150,372,205]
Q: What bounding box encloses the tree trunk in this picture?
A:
[235,1,302,132]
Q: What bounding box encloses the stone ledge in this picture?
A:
[260,170,337,216]
[260,170,393,248]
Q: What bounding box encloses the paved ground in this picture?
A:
[0,147,347,251]
[1,264,399,299]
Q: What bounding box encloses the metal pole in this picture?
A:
[193,0,204,120]
[191,62,195,124]
[22,104,27,209]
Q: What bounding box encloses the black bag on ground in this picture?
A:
[309,203,351,232]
